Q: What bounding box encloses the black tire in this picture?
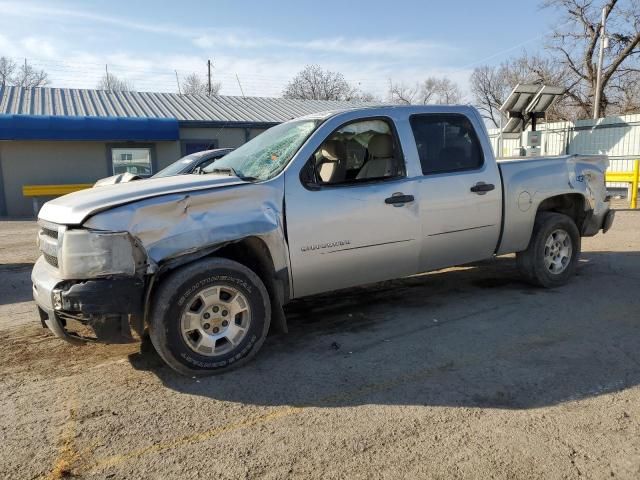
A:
[149,257,271,376]
[516,212,581,288]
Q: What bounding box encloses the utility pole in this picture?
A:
[593,7,607,119]
[207,59,212,96]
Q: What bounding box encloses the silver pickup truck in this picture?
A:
[32,105,614,375]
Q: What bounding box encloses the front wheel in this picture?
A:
[516,212,581,288]
[149,257,271,376]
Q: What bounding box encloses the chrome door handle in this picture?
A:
[470,182,495,194]
[385,193,414,205]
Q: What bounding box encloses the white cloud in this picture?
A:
[0,1,451,60]
[0,2,473,98]
[2,40,474,99]
[21,37,57,58]
[0,32,18,56]
[0,2,183,37]
[193,32,449,59]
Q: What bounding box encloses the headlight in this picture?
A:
[58,230,141,279]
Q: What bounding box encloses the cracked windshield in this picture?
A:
[203,119,319,180]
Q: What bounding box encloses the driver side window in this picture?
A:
[305,118,405,186]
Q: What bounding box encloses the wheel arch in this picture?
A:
[214,237,289,333]
[535,193,589,232]
[144,236,289,334]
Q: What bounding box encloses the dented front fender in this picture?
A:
[83,177,290,294]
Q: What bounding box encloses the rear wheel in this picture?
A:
[516,212,580,288]
[149,257,271,376]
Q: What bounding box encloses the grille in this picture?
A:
[41,226,58,239]
[38,221,61,268]
[43,252,59,268]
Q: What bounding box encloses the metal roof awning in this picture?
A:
[0,114,180,141]
[0,86,374,123]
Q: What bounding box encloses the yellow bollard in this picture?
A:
[633,159,639,209]
[605,161,639,209]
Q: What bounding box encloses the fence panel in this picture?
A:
[488,114,640,193]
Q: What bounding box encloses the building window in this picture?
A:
[111,147,152,176]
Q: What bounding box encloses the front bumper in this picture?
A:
[31,256,145,343]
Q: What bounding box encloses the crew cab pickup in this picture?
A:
[31,106,614,375]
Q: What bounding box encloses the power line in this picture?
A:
[4,54,490,99]
[4,54,389,90]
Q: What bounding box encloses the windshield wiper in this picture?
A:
[209,167,258,182]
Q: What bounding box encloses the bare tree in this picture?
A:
[543,0,640,117]
[0,57,16,88]
[610,72,640,113]
[13,60,49,88]
[388,76,463,105]
[182,72,220,95]
[347,88,379,102]
[387,80,420,104]
[283,65,358,101]
[422,77,464,104]
[469,66,508,127]
[470,2,640,124]
[97,72,135,92]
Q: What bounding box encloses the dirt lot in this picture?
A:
[0,213,639,479]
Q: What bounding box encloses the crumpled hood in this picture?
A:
[38,174,247,225]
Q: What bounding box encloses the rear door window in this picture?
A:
[409,114,484,175]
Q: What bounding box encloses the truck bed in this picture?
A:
[496,154,609,255]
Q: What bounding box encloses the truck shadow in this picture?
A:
[129,251,640,410]
[0,264,36,305]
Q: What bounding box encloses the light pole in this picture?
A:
[593,7,607,119]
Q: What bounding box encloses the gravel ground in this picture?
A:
[0,213,639,479]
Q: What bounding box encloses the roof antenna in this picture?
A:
[105,64,111,92]
[175,70,182,95]
[236,74,245,98]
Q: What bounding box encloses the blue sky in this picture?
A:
[0,0,561,97]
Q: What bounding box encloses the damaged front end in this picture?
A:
[32,221,148,344]
[32,175,290,345]
[51,277,145,343]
